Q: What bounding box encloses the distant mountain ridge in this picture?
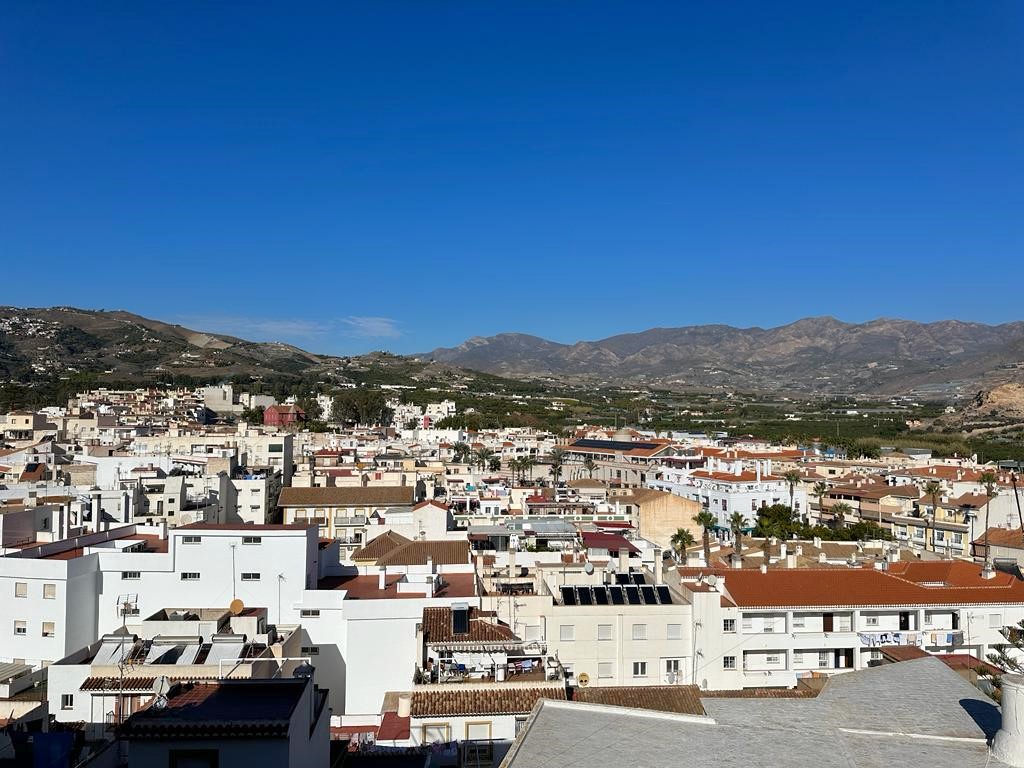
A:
[423,317,1024,395]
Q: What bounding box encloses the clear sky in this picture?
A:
[1,2,1021,355]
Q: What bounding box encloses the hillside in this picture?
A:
[0,307,325,380]
[424,317,1024,396]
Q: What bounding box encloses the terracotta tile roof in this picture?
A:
[422,607,518,644]
[935,653,1003,676]
[376,539,471,567]
[580,532,639,553]
[720,560,1024,608]
[350,530,412,561]
[119,680,305,738]
[318,572,478,600]
[691,469,784,483]
[878,645,930,662]
[278,485,415,508]
[956,493,997,508]
[574,685,704,715]
[377,711,410,740]
[409,686,565,717]
[973,527,1024,549]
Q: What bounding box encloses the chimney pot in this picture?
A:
[759,563,768,574]
[993,675,1024,766]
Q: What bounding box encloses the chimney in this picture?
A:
[653,548,662,584]
[786,553,797,569]
[982,565,996,580]
[780,542,787,559]
[378,566,386,591]
[795,544,803,556]
[993,675,1024,766]
[509,546,517,574]
[818,552,827,564]
[759,563,768,574]
[756,462,762,483]
[159,519,168,540]
[618,547,630,573]
[426,555,434,573]
[813,536,822,548]
[731,553,743,569]
[475,553,484,575]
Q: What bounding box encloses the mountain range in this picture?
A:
[2,307,1022,398]
[424,318,1024,396]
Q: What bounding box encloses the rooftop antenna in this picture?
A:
[115,593,138,725]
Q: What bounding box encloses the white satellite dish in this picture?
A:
[706,575,719,588]
[584,562,594,575]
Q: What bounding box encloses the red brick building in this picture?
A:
[264,404,306,427]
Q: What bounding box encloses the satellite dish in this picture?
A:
[229,599,244,616]
[577,672,590,687]
[153,675,170,695]
[584,562,595,575]
[706,575,719,588]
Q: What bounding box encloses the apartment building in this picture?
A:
[678,558,1024,690]
[0,523,319,670]
[133,430,294,485]
[278,485,416,549]
[649,457,806,528]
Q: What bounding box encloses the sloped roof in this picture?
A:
[575,685,704,715]
[278,485,415,507]
[421,606,518,644]
[350,530,411,561]
[375,539,470,567]
[410,686,565,717]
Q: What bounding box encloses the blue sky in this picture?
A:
[1,2,1021,354]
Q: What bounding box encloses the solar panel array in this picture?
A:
[560,582,674,606]
[572,439,661,452]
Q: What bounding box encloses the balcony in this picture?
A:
[416,657,559,686]
[334,515,368,527]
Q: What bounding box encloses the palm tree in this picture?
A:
[582,457,598,479]
[812,481,829,522]
[923,480,943,554]
[472,447,495,471]
[693,510,716,566]
[671,528,696,559]
[729,512,749,558]
[548,448,565,485]
[522,458,536,483]
[782,469,802,515]
[980,470,999,570]
[452,441,471,464]
[831,501,853,530]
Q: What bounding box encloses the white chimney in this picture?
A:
[993,674,1024,766]
[426,555,433,573]
[818,552,827,564]
[795,544,803,556]
[780,542,788,559]
[653,548,662,584]
[759,563,768,574]
[731,553,743,569]
[378,566,386,591]
[618,547,630,573]
[756,462,762,483]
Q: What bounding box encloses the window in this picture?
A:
[793,651,804,664]
[598,662,614,679]
[559,625,575,642]
[43,583,56,599]
[865,615,879,627]
[924,612,934,626]
[61,694,74,710]
[953,532,964,544]
[990,613,1004,629]
[515,716,529,736]
[792,615,805,628]
[667,624,682,640]
[269,444,283,453]
[723,618,736,633]
[300,609,321,618]
[934,529,945,542]
[241,572,260,581]
[766,654,780,664]
[182,536,201,545]
[632,623,647,641]
[180,572,200,581]
[632,661,648,678]
[597,624,613,641]
[422,724,451,743]
[723,656,737,670]
[301,646,319,656]
[242,536,262,545]
[741,617,753,630]
[14,621,26,636]
[122,571,141,580]
[42,622,55,638]
[14,582,27,598]
[818,651,830,668]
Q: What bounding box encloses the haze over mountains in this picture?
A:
[425,318,1024,396]
[2,307,1023,397]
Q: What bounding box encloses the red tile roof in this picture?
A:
[580,532,639,554]
[409,686,565,717]
[719,560,1024,608]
